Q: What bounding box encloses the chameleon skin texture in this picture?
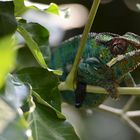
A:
[50,32,140,107]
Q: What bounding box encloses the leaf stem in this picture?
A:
[65,0,101,88]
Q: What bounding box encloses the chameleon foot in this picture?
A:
[106,83,119,99]
[75,81,87,108]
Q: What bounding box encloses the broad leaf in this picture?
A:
[17,22,62,75]
[14,0,27,16]
[0,1,17,37]
[16,67,63,118]
[17,24,48,69]
[0,36,16,88]
[30,102,79,140]
[16,47,39,70]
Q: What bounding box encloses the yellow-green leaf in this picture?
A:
[0,36,16,88]
[45,3,60,15]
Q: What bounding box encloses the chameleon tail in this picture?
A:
[75,81,87,108]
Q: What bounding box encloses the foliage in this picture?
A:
[0,0,140,140]
[0,1,79,140]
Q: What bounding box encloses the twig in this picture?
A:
[122,114,140,134]
[122,73,136,112]
[99,104,122,116]
[99,105,140,118]
[126,110,140,118]
[65,0,101,89]
[122,96,136,112]
[99,104,140,134]
[58,81,140,95]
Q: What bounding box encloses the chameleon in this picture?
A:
[50,32,140,108]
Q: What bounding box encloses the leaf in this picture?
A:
[17,23,62,75]
[14,0,27,16]
[45,3,60,15]
[16,67,64,118]
[30,102,79,140]
[16,47,39,70]
[17,25,48,69]
[0,1,17,37]
[4,74,30,108]
[0,97,31,140]
[0,36,16,88]
[20,22,51,63]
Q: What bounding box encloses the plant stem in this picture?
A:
[65,0,101,88]
[58,81,140,95]
[122,73,136,112]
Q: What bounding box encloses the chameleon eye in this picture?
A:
[109,38,128,56]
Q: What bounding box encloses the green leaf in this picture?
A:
[16,47,39,70]
[30,102,79,140]
[0,36,16,88]
[17,23,62,75]
[45,3,60,15]
[0,97,31,140]
[17,25,48,69]
[16,67,64,118]
[0,1,17,37]
[20,22,51,63]
[14,0,27,16]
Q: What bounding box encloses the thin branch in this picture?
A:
[99,104,122,116]
[122,114,140,134]
[98,104,140,134]
[65,0,101,88]
[58,81,140,95]
[122,96,136,112]
[126,110,140,118]
[99,105,140,118]
[122,73,136,112]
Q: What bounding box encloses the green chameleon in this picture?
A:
[50,32,140,108]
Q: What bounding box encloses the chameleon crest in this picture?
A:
[50,32,140,108]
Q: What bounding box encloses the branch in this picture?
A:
[122,114,140,134]
[58,81,140,95]
[65,0,101,89]
[126,110,140,118]
[99,104,140,134]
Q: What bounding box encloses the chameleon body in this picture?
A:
[50,32,140,107]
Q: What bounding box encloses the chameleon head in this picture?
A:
[95,32,140,79]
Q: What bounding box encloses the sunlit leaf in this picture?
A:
[0,36,16,88]
[45,3,60,15]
